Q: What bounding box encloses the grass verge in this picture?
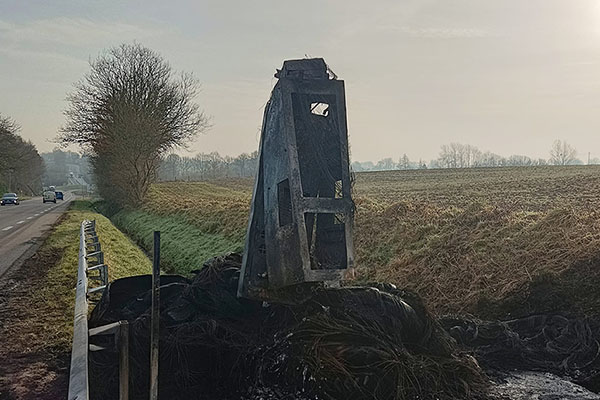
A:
[104,182,249,275]
[0,200,151,400]
[111,209,244,275]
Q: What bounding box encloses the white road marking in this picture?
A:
[2,226,13,231]
[26,216,33,220]
[17,220,25,224]
[34,213,39,216]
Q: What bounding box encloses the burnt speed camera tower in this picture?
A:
[238,58,354,302]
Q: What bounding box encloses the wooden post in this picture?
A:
[150,231,160,400]
[119,321,129,400]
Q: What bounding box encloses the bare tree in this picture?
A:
[0,114,44,194]
[505,155,533,166]
[375,158,396,171]
[159,153,182,181]
[399,154,410,170]
[437,143,481,168]
[549,140,577,166]
[60,43,210,207]
[0,115,20,174]
[233,152,251,177]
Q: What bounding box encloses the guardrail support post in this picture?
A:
[119,321,130,400]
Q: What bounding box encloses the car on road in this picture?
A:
[55,191,64,200]
[1,193,19,206]
[43,191,57,203]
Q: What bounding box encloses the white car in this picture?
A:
[43,191,57,203]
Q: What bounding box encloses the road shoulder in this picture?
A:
[0,201,151,400]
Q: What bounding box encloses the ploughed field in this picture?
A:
[126,165,600,320]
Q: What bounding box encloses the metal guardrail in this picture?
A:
[68,220,92,400]
[68,220,129,400]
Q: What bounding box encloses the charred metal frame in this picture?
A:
[238,59,354,301]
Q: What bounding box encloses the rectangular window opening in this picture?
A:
[293,94,343,198]
[304,212,347,270]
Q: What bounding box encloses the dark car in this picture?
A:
[1,193,19,205]
[55,191,64,200]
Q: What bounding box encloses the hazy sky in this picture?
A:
[1,0,600,162]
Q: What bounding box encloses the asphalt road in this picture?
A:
[0,193,73,277]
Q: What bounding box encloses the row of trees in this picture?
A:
[435,140,581,169]
[158,151,259,181]
[60,44,209,208]
[0,114,44,195]
[157,139,592,180]
[41,149,92,187]
[354,140,590,172]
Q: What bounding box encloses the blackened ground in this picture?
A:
[89,253,600,400]
[89,253,487,400]
[441,314,600,393]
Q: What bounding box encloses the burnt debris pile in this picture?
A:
[441,314,600,392]
[89,253,488,400]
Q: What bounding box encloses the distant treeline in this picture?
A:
[41,149,92,187]
[157,140,595,181]
[0,114,44,195]
[157,151,259,181]
[354,140,596,172]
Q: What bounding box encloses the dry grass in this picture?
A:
[352,166,600,317]
[142,166,600,318]
[144,181,251,242]
[108,182,251,274]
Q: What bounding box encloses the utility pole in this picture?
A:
[588,152,591,165]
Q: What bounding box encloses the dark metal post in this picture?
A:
[150,231,160,400]
[119,321,130,400]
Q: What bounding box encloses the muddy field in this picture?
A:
[354,165,600,211]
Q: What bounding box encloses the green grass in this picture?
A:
[102,182,250,275]
[111,209,243,275]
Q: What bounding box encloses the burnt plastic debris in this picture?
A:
[88,253,488,400]
[441,314,600,392]
[89,253,600,399]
